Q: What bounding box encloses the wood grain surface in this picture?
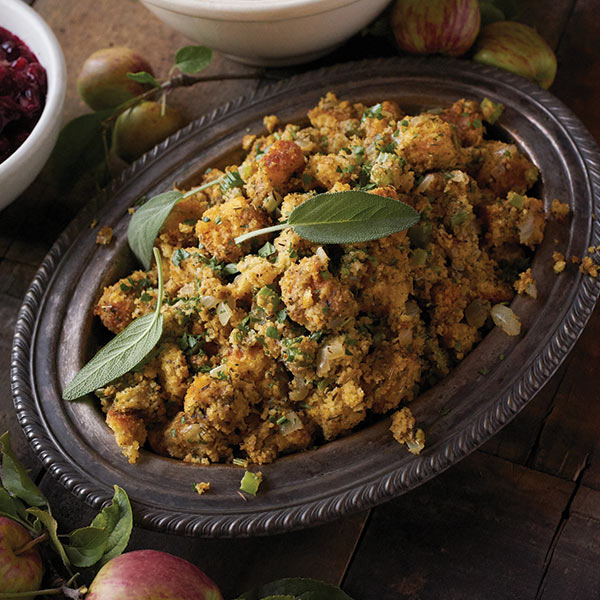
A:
[1,0,599,598]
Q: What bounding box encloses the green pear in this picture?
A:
[112,101,185,163]
[77,47,154,111]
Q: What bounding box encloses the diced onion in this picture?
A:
[405,300,419,318]
[491,304,521,336]
[315,246,328,262]
[216,301,233,325]
[397,327,413,346]
[280,411,304,436]
[289,378,309,402]
[465,299,489,329]
[209,364,228,378]
[416,173,436,193]
[518,211,535,245]
[316,338,345,376]
[201,295,218,309]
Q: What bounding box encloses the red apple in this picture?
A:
[391,0,481,57]
[472,21,557,89]
[0,516,44,596]
[85,550,223,600]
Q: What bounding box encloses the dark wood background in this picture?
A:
[1,1,599,598]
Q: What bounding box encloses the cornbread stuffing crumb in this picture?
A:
[93,93,556,467]
[194,482,210,495]
[551,198,570,222]
[552,251,566,274]
[580,255,599,277]
[96,226,113,245]
[514,268,538,298]
[390,407,425,455]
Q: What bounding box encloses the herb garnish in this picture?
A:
[62,247,165,400]
[128,177,224,270]
[234,190,420,245]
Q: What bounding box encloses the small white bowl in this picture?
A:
[139,0,391,66]
[0,0,66,211]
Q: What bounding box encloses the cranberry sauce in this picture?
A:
[0,26,47,163]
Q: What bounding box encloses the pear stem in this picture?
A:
[13,532,47,556]
[0,588,64,598]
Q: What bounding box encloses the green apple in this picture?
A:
[77,47,154,111]
[391,0,481,57]
[472,21,557,88]
[111,101,185,163]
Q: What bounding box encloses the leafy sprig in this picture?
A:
[234,190,420,245]
[0,432,133,595]
[62,247,165,400]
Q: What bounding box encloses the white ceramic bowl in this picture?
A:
[0,0,66,211]
[139,0,392,66]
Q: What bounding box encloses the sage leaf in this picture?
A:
[0,432,47,507]
[128,190,183,270]
[236,578,355,600]
[235,191,420,245]
[174,46,213,74]
[62,248,165,400]
[91,485,133,566]
[127,178,223,269]
[127,71,161,88]
[64,526,110,567]
[27,507,71,568]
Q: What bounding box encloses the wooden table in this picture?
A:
[2,1,600,598]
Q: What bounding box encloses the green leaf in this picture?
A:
[235,578,355,600]
[90,485,133,566]
[235,191,420,245]
[0,487,20,520]
[27,508,70,568]
[0,432,47,507]
[127,178,224,269]
[62,248,165,400]
[127,71,161,88]
[48,109,113,193]
[128,190,183,270]
[174,46,213,74]
[64,526,109,567]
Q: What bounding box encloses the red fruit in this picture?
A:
[85,549,223,600]
[0,516,44,595]
[391,0,481,57]
[472,21,557,89]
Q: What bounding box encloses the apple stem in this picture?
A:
[13,531,47,556]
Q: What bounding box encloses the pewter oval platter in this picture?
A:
[11,57,600,537]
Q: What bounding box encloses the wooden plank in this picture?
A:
[342,451,573,600]
[551,0,600,141]
[529,306,600,487]
[0,260,39,299]
[479,360,567,464]
[33,0,262,128]
[39,476,367,598]
[538,486,600,599]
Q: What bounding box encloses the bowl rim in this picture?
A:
[0,0,67,191]
[140,0,374,20]
[11,56,600,537]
